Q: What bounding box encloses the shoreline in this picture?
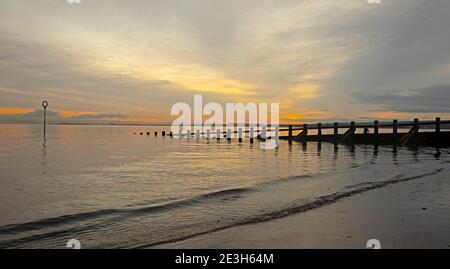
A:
[156,168,450,249]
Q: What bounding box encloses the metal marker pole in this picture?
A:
[42,101,48,140]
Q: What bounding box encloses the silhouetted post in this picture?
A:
[288,125,293,144]
[301,124,308,143]
[333,122,339,142]
[393,119,398,135]
[317,123,322,140]
[238,128,243,143]
[374,120,379,144]
[436,117,441,146]
[147,132,150,136]
[154,132,158,136]
[435,117,441,134]
[413,118,419,133]
[42,101,48,140]
[250,127,255,144]
[400,118,420,146]
[162,131,166,137]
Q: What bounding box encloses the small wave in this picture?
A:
[0,173,318,236]
[255,174,312,188]
[136,168,444,248]
[0,187,253,236]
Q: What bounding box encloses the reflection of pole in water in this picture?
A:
[41,141,47,175]
[42,101,48,140]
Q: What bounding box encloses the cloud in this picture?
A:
[69,113,128,120]
[335,0,450,96]
[355,85,450,113]
[1,0,450,122]
[0,109,129,124]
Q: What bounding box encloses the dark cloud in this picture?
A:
[329,0,450,114]
[355,85,450,113]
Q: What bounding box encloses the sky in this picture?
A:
[1,0,450,124]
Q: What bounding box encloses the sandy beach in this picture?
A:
[158,162,450,249]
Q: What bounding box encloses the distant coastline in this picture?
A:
[1,121,449,129]
[0,122,173,127]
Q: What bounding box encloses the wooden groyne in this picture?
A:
[282,118,449,147]
[144,118,449,148]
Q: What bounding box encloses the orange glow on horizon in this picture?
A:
[58,111,99,118]
[0,107,33,115]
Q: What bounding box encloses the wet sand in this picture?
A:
[158,168,450,249]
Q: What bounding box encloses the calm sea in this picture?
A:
[0,124,448,248]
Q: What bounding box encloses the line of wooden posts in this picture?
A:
[141,117,448,147]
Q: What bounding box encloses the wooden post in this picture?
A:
[351,121,355,138]
[303,123,308,132]
[337,121,356,144]
[162,131,166,137]
[401,119,419,146]
[413,118,419,133]
[393,119,398,135]
[147,132,150,136]
[334,122,339,142]
[374,120,379,144]
[413,118,420,144]
[436,117,441,146]
[435,117,441,134]
[154,132,158,136]
[317,123,322,140]
[288,124,293,144]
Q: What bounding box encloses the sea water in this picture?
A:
[0,124,448,248]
